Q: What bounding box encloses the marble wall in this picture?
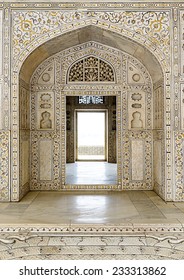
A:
[1,1,184,201]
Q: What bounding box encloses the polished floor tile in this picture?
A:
[66,161,117,184]
[1,191,184,225]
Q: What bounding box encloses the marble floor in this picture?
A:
[1,190,184,226]
[66,161,117,184]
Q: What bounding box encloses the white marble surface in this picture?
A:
[66,162,117,184]
[39,139,52,180]
[131,140,144,180]
[0,190,184,225]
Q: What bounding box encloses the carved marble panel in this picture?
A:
[131,140,144,181]
[31,57,55,87]
[123,131,152,190]
[19,128,30,196]
[154,141,162,186]
[39,139,52,181]
[154,86,163,129]
[37,63,55,85]
[153,130,165,198]
[20,84,30,130]
[36,91,55,131]
[127,62,145,85]
[128,89,146,129]
[31,132,60,190]
[21,140,29,186]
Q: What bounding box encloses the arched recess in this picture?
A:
[15,25,165,201]
[19,26,163,84]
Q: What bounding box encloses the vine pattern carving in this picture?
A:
[0,132,9,201]
[174,132,184,201]
[12,11,170,62]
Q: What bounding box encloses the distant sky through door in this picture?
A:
[77,111,106,160]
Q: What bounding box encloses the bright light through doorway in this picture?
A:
[77,111,106,160]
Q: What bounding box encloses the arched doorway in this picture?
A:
[16,26,164,200]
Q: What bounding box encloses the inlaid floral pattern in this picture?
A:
[12,11,170,59]
[0,132,9,201]
[174,132,184,201]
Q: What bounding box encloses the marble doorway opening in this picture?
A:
[65,95,118,185]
